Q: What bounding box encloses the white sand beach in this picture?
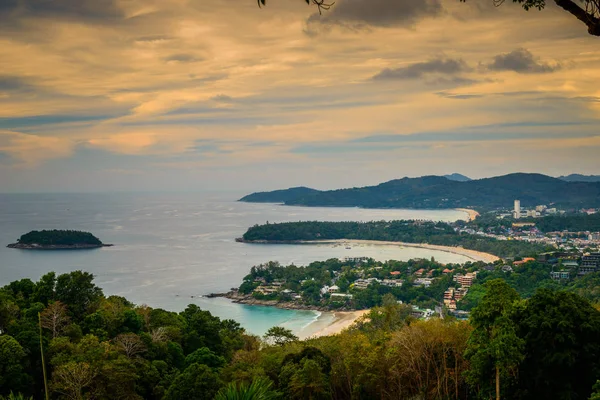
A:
[303,309,370,339]
[305,239,499,263]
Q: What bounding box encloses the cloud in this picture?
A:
[0,0,123,22]
[307,0,442,28]
[487,48,560,74]
[163,54,202,63]
[211,94,234,103]
[436,92,485,100]
[372,58,470,80]
[0,130,74,166]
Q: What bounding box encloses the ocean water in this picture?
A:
[0,192,470,337]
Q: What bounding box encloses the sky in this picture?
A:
[0,0,599,193]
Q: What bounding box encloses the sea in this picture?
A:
[0,192,471,337]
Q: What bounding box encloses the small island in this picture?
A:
[7,229,112,250]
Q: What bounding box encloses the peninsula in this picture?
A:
[7,229,112,249]
[237,220,548,259]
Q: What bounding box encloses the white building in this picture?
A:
[514,199,521,219]
[381,279,403,287]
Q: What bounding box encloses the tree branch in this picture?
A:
[553,0,600,35]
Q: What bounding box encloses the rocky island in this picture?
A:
[7,229,112,249]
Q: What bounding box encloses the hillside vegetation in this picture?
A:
[242,220,549,258]
[240,173,600,209]
[2,272,600,400]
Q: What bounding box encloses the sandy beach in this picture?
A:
[456,208,480,221]
[304,239,499,263]
[303,309,370,339]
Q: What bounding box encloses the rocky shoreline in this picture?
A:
[7,243,113,250]
[210,290,353,312]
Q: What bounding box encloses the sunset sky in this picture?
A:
[1,0,599,192]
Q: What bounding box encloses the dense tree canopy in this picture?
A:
[242,220,549,258]
[3,270,600,399]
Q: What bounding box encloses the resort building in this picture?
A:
[330,293,353,300]
[414,278,433,288]
[453,272,476,288]
[328,285,340,293]
[550,270,570,280]
[381,279,403,287]
[353,278,380,290]
[579,253,600,275]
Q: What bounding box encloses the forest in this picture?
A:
[241,220,549,258]
[14,230,103,246]
[1,272,600,400]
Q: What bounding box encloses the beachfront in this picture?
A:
[305,239,500,264]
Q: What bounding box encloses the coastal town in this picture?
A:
[222,199,600,322]
[458,199,600,250]
[223,247,600,321]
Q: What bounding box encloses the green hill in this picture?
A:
[239,186,321,203]
[240,173,600,209]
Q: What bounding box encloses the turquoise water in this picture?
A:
[0,192,470,336]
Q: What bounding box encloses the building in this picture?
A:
[443,288,455,305]
[514,199,521,219]
[579,253,600,275]
[414,278,433,288]
[453,272,476,288]
[381,279,403,287]
[550,270,570,280]
[328,285,340,293]
[353,278,380,290]
[330,293,353,300]
[411,306,435,320]
[454,288,468,301]
[342,256,370,264]
[390,271,402,276]
[562,260,579,269]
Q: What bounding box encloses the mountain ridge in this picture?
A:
[559,174,600,182]
[240,173,600,209]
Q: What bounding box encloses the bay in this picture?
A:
[0,192,470,337]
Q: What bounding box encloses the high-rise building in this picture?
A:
[514,199,521,219]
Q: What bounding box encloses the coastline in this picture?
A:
[317,239,499,263]
[455,208,480,221]
[7,243,113,250]
[236,238,499,263]
[302,309,370,339]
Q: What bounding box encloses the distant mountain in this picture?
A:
[240,173,600,209]
[444,173,471,182]
[239,186,321,203]
[558,174,600,183]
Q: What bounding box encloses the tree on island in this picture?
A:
[16,230,103,246]
[257,0,600,37]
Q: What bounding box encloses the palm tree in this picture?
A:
[215,377,280,400]
[0,393,33,400]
